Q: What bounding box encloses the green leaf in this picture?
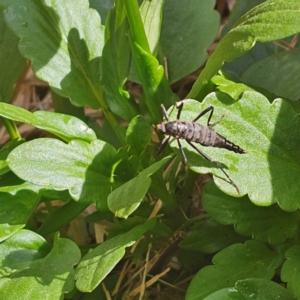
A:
[108,156,171,218]
[211,75,255,100]
[281,245,300,299]
[38,201,90,237]
[180,218,246,253]
[186,240,283,300]
[75,218,156,292]
[102,0,139,121]
[203,182,300,244]
[159,0,219,84]
[202,278,294,300]
[125,0,177,123]
[0,8,26,103]
[167,93,300,211]
[0,189,39,241]
[188,0,300,98]
[126,115,151,156]
[0,229,50,273]
[221,0,266,36]
[0,102,97,142]
[131,41,177,123]
[1,0,105,109]
[241,47,300,100]
[0,234,81,300]
[7,139,118,210]
[140,0,164,54]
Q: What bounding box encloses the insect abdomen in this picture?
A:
[164,121,246,154]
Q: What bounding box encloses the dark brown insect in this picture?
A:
[156,102,246,193]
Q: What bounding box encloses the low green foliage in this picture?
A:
[1,0,300,299]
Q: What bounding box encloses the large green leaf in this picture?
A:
[0,102,97,142]
[1,0,104,109]
[159,0,219,84]
[166,93,300,211]
[241,47,300,100]
[75,218,156,292]
[7,139,118,210]
[186,240,283,300]
[0,233,80,300]
[0,8,26,103]
[203,182,300,244]
[188,0,300,98]
[281,245,300,299]
[202,278,294,300]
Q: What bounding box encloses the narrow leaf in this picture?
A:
[0,102,97,142]
[75,219,156,292]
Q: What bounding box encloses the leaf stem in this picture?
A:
[1,117,21,140]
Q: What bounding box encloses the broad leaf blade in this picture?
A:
[188,0,300,98]
[7,139,117,210]
[0,234,80,300]
[241,47,300,100]
[160,0,219,84]
[203,182,300,244]
[0,230,50,273]
[203,278,294,300]
[1,0,105,109]
[168,93,300,211]
[186,240,283,300]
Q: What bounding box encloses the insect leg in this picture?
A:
[176,101,184,120]
[192,106,214,123]
[177,138,187,164]
[193,105,225,127]
[160,104,170,121]
[157,135,171,155]
[187,141,240,194]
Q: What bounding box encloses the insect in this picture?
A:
[155,102,246,193]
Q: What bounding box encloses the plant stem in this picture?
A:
[1,117,21,140]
